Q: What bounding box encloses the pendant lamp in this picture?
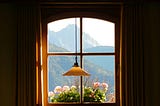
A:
[63,18,90,76]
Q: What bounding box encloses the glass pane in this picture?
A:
[83,56,115,103]
[82,18,115,53]
[48,56,80,103]
[48,18,80,53]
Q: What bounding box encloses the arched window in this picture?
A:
[40,2,122,106]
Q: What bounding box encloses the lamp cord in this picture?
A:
[75,18,78,63]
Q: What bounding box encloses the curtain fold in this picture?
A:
[122,2,145,106]
[16,3,40,106]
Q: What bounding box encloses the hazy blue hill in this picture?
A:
[48,44,114,92]
[84,46,114,53]
[48,56,75,90]
[48,55,114,93]
[84,46,115,71]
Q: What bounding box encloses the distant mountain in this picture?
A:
[48,24,100,52]
[48,55,114,92]
[49,43,69,52]
[48,43,115,94]
[48,25,115,94]
[84,46,114,53]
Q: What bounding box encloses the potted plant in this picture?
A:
[48,82,109,103]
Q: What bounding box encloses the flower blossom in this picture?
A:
[48,91,54,97]
[108,93,115,103]
[70,85,77,90]
[89,92,95,98]
[54,86,62,93]
[93,82,100,89]
[62,85,70,91]
[101,82,108,88]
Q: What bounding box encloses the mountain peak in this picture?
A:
[48,24,100,51]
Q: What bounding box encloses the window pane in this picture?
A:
[83,56,115,103]
[48,56,80,103]
[48,18,80,53]
[82,18,115,53]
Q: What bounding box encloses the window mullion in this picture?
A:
[80,17,83,103]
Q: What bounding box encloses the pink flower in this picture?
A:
[93,82,100,89]
[48,91,54,97]
[54,86,62,93]
[62,85,70,91]
[89,92,95,98]
[101,82,108,88]
[108,94,115,103]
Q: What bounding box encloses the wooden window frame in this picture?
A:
[39,2,122,106]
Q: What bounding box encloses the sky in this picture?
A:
[48,18,115,47]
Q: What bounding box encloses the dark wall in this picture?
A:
[143,3,160,106]
[0,3,17,106]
